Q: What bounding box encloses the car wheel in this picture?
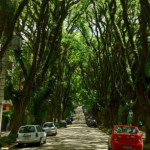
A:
[108,144,112,150]
[43,138,47,144]
[17,143,23,148]
[38,138,42,146]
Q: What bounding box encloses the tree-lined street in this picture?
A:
[14,107,108,150]
[0,0,150,148]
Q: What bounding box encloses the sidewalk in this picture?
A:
[1,144,15,150]
[0,131,10,137]
[0,131,15,150]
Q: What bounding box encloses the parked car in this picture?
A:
[66,117,72,125]
[88,119,97,128]
[108,125,143,150]
[86,116,92,125]
[43,122,57,136]
[16,125,47,147]
[82,105,86,111]
[59,120,67,128]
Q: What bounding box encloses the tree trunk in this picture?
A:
[0,54,7,133]
[108,102,119,127]
[145,108,150,143]
[132,101,143,126]
[122,107,128,125]
[97,111,102,125]
[102,109,110,128]
[10,103,25,134]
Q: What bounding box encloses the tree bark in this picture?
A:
[10,101,26,134]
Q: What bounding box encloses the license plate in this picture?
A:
[23,135,31,139]
[123,146,132,149]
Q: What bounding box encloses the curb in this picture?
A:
[1,143,16,150]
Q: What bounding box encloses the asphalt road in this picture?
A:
[14,124,109,150]
[13,106,109,150]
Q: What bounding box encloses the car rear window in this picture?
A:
[115,126,138,134]
[60,120,66,123]
[19,126,35,133]
[43,123,54,127]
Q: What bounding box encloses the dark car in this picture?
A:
[70,115,74,121]
[66,117,72,125]
[85,116,92,124]
[88,119,97,128]
[86,118,92,126]
[59,120,67,128]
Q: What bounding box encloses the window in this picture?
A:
[43,123,54,128]
[115,127,138,134]
[36,126,42,132]
[19,126,35,133]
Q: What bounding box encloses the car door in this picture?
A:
[36,125,46,142]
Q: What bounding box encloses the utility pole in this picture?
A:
[0,52,7,134]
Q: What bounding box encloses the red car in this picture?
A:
[108,125,143,150]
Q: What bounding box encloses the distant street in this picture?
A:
[14,106,109,150]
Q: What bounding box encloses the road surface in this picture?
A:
[14,106,109,150]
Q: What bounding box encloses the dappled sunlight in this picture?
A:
[14,107,109,150]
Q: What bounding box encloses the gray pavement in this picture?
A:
[12,106,109,150]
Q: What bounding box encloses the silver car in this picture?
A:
[43,122,57,136]
[16,125,47,147]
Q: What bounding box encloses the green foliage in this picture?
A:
[0,134,16,146]
[145,59,150,77]
[2,0,150,142]
[3,110,13,121]
[31,87,51,124]
[0,0,18,35]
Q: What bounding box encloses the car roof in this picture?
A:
[20,125,39,127]
[19,125,40,128]
[114,125,138,128]
[44,122,54,124]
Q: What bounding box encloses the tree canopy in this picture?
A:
[0,0,150,144]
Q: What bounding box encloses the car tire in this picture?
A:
[17,143,23,148]
[108,145,112,150]
[108,147,112,150]
[38,138,42,146]
[43,139,47,144]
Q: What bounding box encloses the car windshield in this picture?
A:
[43,123,54,127]
[19,126,35,133]
[115,126,138,134]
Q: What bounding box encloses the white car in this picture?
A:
[16,125,47,146]
[43,122,57,136]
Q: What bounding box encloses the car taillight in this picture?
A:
[36,133,38,137]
